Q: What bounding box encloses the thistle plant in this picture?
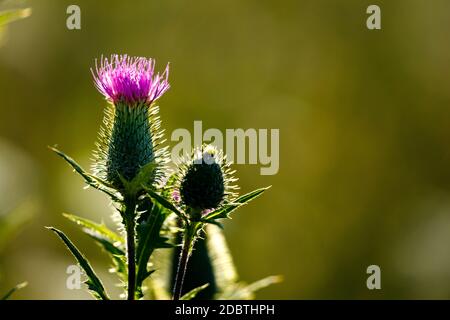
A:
[91,55,169,299]
[48,54,277,300]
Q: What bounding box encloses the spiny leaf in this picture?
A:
[1,282,27,300]
[180,283,210,300]
[143,207,179,300]
[0,8,31,26]
[49,146,121,202]
[90,235,126,278]
[47,227,109,300]
[63,213,123,245]
[63,213,126,282]
[203,186,270,221]
[139,269,156,286]
[88,235,125,256]
[122,162,158,197]
[135,199,172,298]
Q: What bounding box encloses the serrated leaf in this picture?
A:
[1,282,27,300]
[203,187,270,221]
[135,199,172,297]
[63,213,124,245]
[47,227,109,300]
[49,146,121,202]
[0,8,31,26]
[121,162,158,197]
[143,210,179,300]
[87,234,127,281]
[63,213,126,282]
[180,283,210,300]
[140,269,156,284]
[88,235,124,256]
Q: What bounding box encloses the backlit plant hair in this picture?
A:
[47,54,276,301]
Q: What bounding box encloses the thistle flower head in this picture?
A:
[92,54,170,190]
[92,54,170,106]
[175,145,238,212]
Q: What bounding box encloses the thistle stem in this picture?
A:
[124,197,137,301]
[173,222,199,300]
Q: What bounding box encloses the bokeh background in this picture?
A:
[1,0,450,299]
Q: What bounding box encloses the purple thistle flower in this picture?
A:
[92,54,170,105]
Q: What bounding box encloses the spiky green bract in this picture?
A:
[176,145,238,214]
[93,101,168,192]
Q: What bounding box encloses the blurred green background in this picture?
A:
[1,0,450,299]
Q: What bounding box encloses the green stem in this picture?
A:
[124,197,137,301]
[173,222,200,300]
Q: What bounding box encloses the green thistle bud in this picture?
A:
[176,145,238,212]
[93,102,167,190]
[107,102,154,185]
